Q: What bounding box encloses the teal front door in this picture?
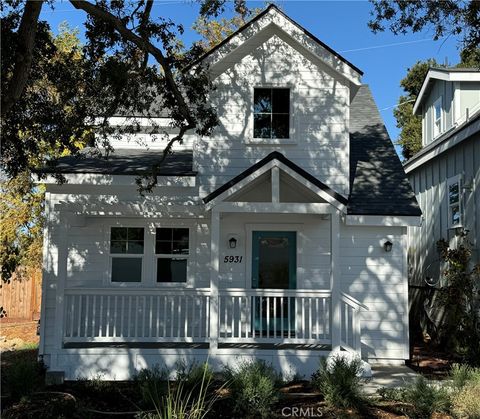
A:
[252,231,296,335]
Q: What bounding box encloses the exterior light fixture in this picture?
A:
[383,240,393,252]
[229,237,237,249]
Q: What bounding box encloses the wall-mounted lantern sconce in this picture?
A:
[383,240,393,252]
[228,236,238,249]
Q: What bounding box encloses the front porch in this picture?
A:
[61,288,366,354]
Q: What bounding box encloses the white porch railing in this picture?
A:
[218,289,331,344]
[340,292,368,353]
[63,289,211,343]
[63,288,366,352]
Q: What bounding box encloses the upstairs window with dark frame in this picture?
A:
[254,88,290,139]
[156,228,189,283]
[110,227,144,282]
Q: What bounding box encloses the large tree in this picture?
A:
[368,1,480,56]
[1,0,248,190]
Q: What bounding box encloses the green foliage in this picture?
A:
[1,356,45,401]
[311,356,368,410]
[138,362,216,419]
[403,377,451,418]
[175,360,214,395]
[393,59,438,160]
[223,359,282,418]
[0,173,44,282]
[436,237,480,364]
[368,1,480,55]
[452,381,480,419]
[193,6,263,49]
[135,365,169,407]
[376,386,406,401]
[450,364,480,389]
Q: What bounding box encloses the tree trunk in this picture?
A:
[1,0,44,117]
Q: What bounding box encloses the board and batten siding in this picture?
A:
[340,225,409,362]
[195,32,350,198]
[407,135,480,292]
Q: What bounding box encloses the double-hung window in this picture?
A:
[433,97,442,138]
[110,227,144,282]
[254,88,290,139]
[156,228,189,283]
[447,176,462,228]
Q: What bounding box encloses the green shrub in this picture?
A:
[376,386,406,401]
[139,362,216,419]
[311,356,368,410]
[135,365,169,407]
[402,376,451,418]
[452,381,480,419]
[450,363,480,389]
[175,360,214,394]
[223,360,282,419]
[2,357,44,401]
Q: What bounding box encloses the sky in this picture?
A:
[40,0,464,156]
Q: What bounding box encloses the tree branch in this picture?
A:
[69,0,195,128]
[1,0,44,117]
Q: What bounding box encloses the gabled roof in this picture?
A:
[40,148,195,176]
[413,67,480,114]
[349,86,421,216]
[203,151,348,208]
[188,4,362,83]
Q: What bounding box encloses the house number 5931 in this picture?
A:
[224,256,243,263]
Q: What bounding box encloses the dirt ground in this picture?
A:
[0,321,39,350]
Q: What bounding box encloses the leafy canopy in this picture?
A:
[1,0,249,191]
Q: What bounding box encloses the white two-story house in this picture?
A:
[38,5,421,380]
[404,68,480,337]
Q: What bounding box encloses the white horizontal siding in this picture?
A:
[340,225,408,361]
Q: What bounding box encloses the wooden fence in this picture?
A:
[0,270,42,322]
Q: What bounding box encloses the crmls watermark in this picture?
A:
[281,407,323,417]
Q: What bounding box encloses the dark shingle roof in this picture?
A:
[42,148,195,176]
[348,85,421,216]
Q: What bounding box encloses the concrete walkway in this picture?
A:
[363,365,420,395]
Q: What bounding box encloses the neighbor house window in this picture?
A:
[156,228,189,283]
[447,176,462,228]
[110,227,144,282]
[433,96,442,138]
[254,88,290,139]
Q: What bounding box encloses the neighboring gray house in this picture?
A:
[404,68,480,337]
[38,5,421,380]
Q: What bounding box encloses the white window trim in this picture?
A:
[108,225,145,286]
[433,96,443,139]
[153,222,195,288]
[247,85,297,145]
[447,175,462,229]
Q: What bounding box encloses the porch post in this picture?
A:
[53,211,69,370]
[330,210,341,352]
[209,209,220,351]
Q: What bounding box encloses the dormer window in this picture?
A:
[254,88,290,139]
[433,96,442,138]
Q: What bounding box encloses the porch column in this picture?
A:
[209,209,220,351]
[330,210,341,352]
[53,211,69,370]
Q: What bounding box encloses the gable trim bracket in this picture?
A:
[203,151,347,213]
